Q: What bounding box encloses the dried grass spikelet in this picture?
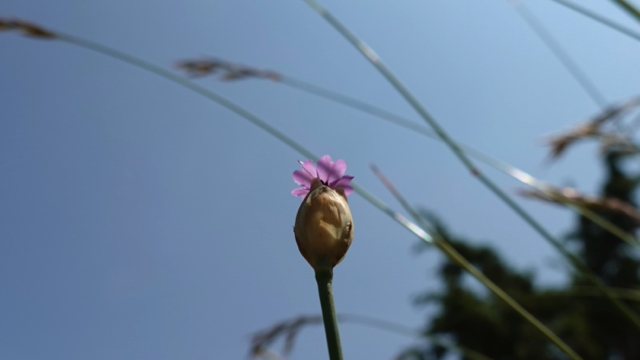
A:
[520,185,640,226]
[0,18,55,39]
[294,178,353,271]
[545,96,640,160]
[0,18,16,31]
[175,57,280,81]
[16,20,55,38]
[599,135,639,155]
[249,315,322,358]
[174,59,223,77]
[546,121,601,160]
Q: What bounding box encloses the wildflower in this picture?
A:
[293,156,354,270]
[291,155,353,198]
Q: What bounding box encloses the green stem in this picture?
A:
[611,0,640,23]
[509,0,608,108]
[552,0,640,42]
[315,269,344,360]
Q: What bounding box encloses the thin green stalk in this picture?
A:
[280,76,430,136]
[508,0,608,108]
[370,165,582,360]
[551,0,640,42]
[300,0,640,331]
[566,204,640,247]
[278,74,640,249]
[611,0,640,23]
[315,269,344,360]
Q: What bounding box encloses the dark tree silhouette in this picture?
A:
[407,150,640,360]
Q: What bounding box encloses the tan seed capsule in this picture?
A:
[294,178,354,271]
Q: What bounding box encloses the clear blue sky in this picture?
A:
[2,0,640,359]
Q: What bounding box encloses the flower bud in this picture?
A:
[294,178,354,270]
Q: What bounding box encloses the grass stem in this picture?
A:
[508,0,608,108]
[552,0,640,42]
[611,0,640,23]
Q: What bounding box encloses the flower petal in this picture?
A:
[300,160,317,179]
[331,175,354,188]
[328,160,347,186]
[341,185,354,196]
[291,188,310,197]
[292,170,314,188]
[316,155,333,183]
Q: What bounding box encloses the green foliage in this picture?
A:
[413,151,640,359]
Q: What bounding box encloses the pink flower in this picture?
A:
[292,155,354,198]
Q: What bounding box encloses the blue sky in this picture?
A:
[2,0,640,359]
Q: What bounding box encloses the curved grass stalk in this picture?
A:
[279,75,431,137]
[551,0,640,42]
[508,0,608,108]
[12,26,577,358]
[300,0,640,331]
[277,74,640,249]
[611,0,640,23]
[370,164,583,360]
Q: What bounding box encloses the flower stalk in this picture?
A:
[315,268,344,360]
